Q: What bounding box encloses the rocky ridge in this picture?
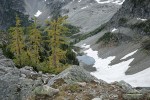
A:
[0,49,150,100]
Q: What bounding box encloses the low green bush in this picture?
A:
[118,18,128,25]
[96,32,119,44]
[131,19,150,34]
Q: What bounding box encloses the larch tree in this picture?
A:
[9,16,25,67]
[27,18,42,66]
[46,16,68,68]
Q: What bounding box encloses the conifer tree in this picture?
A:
[46,16,68,68]
[9,16,25,67]
[27,18,42,66]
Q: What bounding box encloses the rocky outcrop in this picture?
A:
[0,50,55,100]
[107,0,150,28]
[34,85,59,96]
[0,55,150,100]
[48,65,105,86]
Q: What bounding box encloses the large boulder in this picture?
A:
[48,65,105,86]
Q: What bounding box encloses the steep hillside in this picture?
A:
[62,0,121,33]
[0,0,30,30]
[75,0,150,87]
[23,0,122,33]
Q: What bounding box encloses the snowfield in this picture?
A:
[81,44,150,87]
[95,0,125,5]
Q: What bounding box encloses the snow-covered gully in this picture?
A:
[81,44,150,87]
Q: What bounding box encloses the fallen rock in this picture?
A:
[48,65,105,86]
[34,85,59,97]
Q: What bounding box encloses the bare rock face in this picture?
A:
[107,0,150,28]
[0,50,55,100]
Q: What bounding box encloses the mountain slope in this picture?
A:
[0,0,30,30]
[23,0,122,33]
[75,0,150,87]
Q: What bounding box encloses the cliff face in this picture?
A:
[108,0,150,28]
[0,0,29,30]
[0,0,121,32]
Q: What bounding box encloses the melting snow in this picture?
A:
[95,0,125,5]
[121,50,138,60]
[137,18,147,21]
[81,6,89,9]
[81,44,150,87]
[78,0,82,2]
[81,44,90,48]
[34,10,42,17]
[111,28,118,32]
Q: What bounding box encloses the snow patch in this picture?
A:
[78,0,82,2]
[121,50,138,60]
[95,0,125,5]
[81,6,89,9]
[81,44,90,49]
[137,18,147,21]
[72,49,77,54]
[81,44,150,87]
[34,10,42,17]
[111,28,118,32]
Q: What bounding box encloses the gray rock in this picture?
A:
[123,94,144,100]
[48,65,105,86]
[33,85,59,97]
[0,65,43,100]
[117,80,133,92]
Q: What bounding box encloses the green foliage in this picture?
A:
[96,32,119,45]
[72,24,105,44]
[63,24,80,37]
[37,61,68,74]
[27,18,42,67]
[130,0,146,4]
[141,38,150,51]
[65,48,79,65]
[0,31,14,59]
[118,18,128,25]
[46,16,68,68]
[6,16,79,74]
[131,19,150,34]
[8,16,26,67]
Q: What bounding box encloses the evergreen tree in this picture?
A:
[46,16,68,68]
[8,16,25,67]
[27,18,42,66]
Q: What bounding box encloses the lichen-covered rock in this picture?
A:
[34,85,59,97]
[0,65,42,100]
[115,80,133,92]
[48,65,105,86]
[123,93,144,100]
[0,50,53,100]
